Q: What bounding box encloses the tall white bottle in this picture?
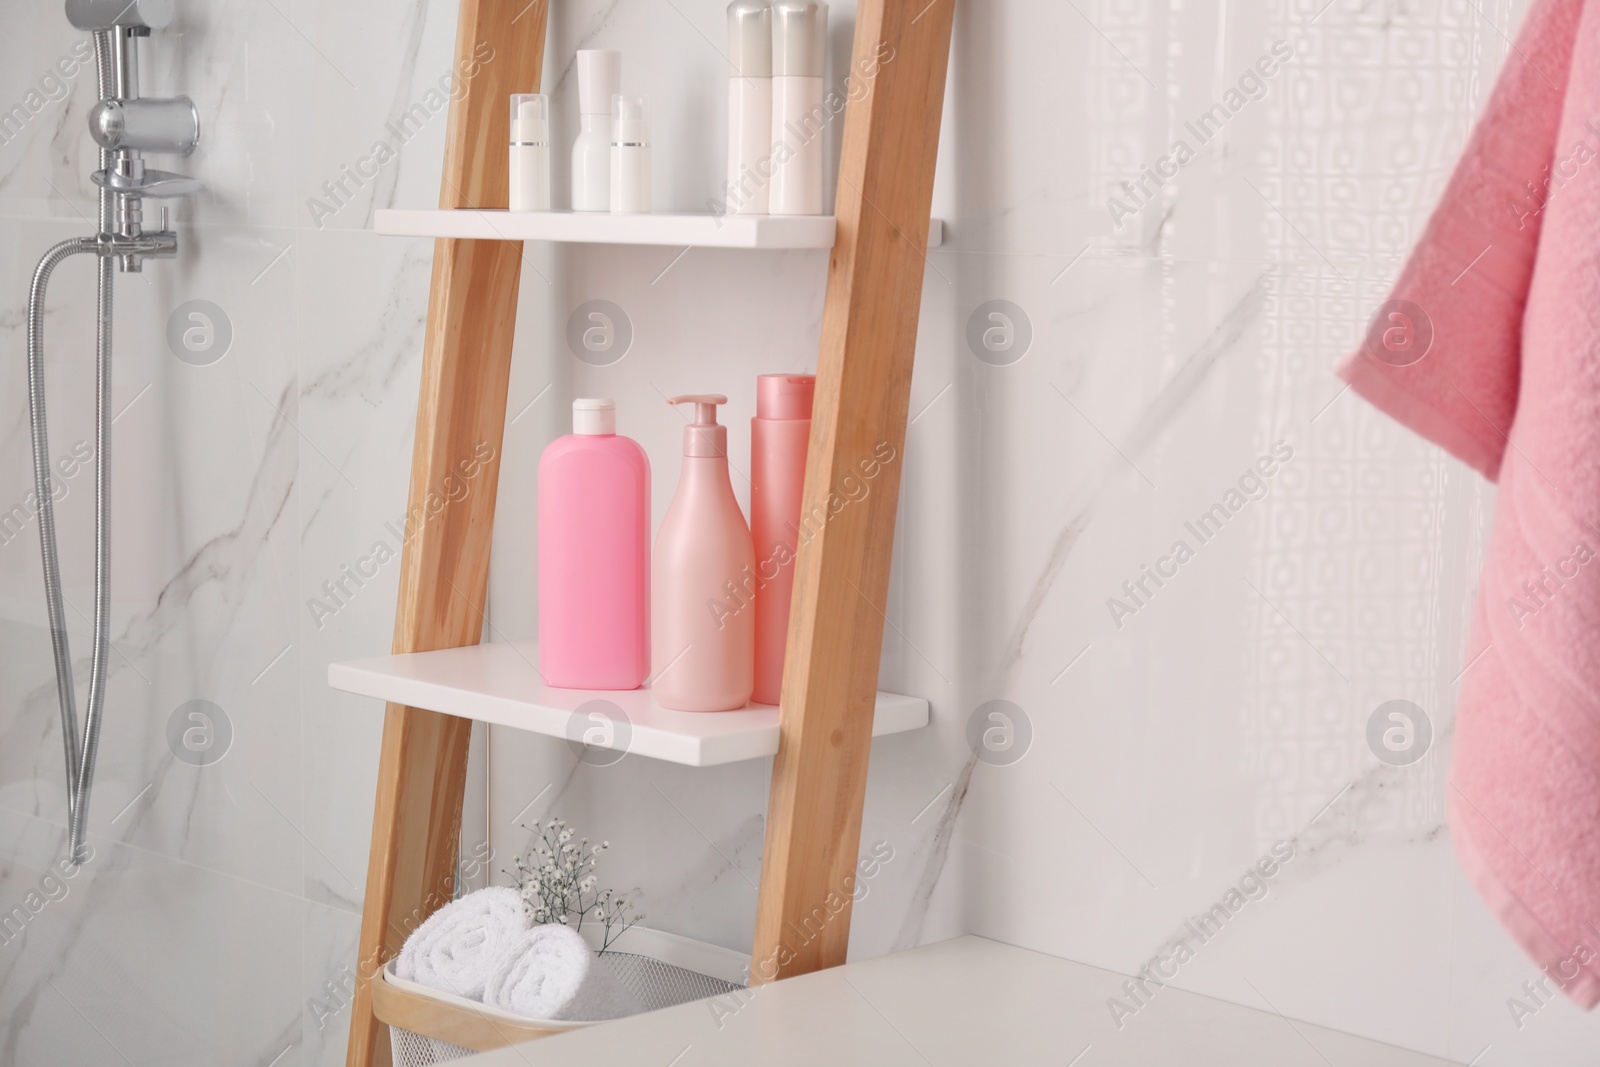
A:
[770,1,827,216]
[572,50,621,212]
[726,0,772,216]
[508,94,550,211]
[610,95,652,214]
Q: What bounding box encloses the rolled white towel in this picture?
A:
[484,923,643,1021]
[395,886,528,1001]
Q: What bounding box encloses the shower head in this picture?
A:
[65,0,174,32]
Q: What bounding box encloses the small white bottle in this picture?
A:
[610,95,652,214]
[726,0,772,216]
[770,1,827,216]
[508,94,550,211]
[572,50,621,212]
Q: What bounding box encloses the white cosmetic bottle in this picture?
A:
[726,0,772,216]
[572,50,621,212]
[610,95,652,214]
[508,94,550,211]
[770,1,827,216]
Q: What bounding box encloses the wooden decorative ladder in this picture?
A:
[344,0,956,1062]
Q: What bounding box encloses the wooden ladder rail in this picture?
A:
[347,0,954,1060]
[753,0,957,981]
[346,2,549,1064]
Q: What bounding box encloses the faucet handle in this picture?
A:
[92,167,203,198]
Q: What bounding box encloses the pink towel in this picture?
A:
[1339,0,1600,1007]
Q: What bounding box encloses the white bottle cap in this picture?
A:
[728,0,773,78]
[772,1,827,78]
[577,50,622,116]
[573,398,616,435]
[612,95,650,144]
[510,94,549,143]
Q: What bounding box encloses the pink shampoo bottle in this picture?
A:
[652,395,755,712]
[538,399,650,689]
[750,374,815,705]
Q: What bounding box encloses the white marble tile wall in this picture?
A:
[0,0,1595,1065]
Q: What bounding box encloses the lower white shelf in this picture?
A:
[326,641,928,768]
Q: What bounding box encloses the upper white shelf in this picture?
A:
[327,640,928,767]
[373,209,943,250]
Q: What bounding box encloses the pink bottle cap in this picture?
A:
[756,374,816,420]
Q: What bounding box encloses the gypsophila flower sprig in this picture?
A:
[513,818,643,954]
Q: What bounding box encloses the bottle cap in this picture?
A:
[668,394,729,457]
[611,95,650,144]
[573,398,616,435]
[756,374,815,420]
[510,94,549,143]
[728,0,773,78]
[577,50,622,116]
[772,1,828,78]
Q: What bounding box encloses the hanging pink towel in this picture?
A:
[1338,0,1600,1007]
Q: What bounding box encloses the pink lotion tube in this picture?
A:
[538,399,650,690]
[751,374,815,705]
[652,395,755,712]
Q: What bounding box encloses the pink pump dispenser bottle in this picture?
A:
[652,395,755,712]
[538,399,650,690]
[751,374,815,705]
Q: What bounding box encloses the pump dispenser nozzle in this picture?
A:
[668,394,729,457]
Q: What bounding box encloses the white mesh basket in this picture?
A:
[391,1029,476,1067]
[381,927,747,1067]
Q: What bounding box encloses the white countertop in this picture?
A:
[447,935,1460,1066]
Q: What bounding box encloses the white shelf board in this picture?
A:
[327,640,928,767]
[372,208,943,250]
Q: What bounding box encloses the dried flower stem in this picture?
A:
[513,818,643,954]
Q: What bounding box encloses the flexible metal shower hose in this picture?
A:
[27,29,116,866]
